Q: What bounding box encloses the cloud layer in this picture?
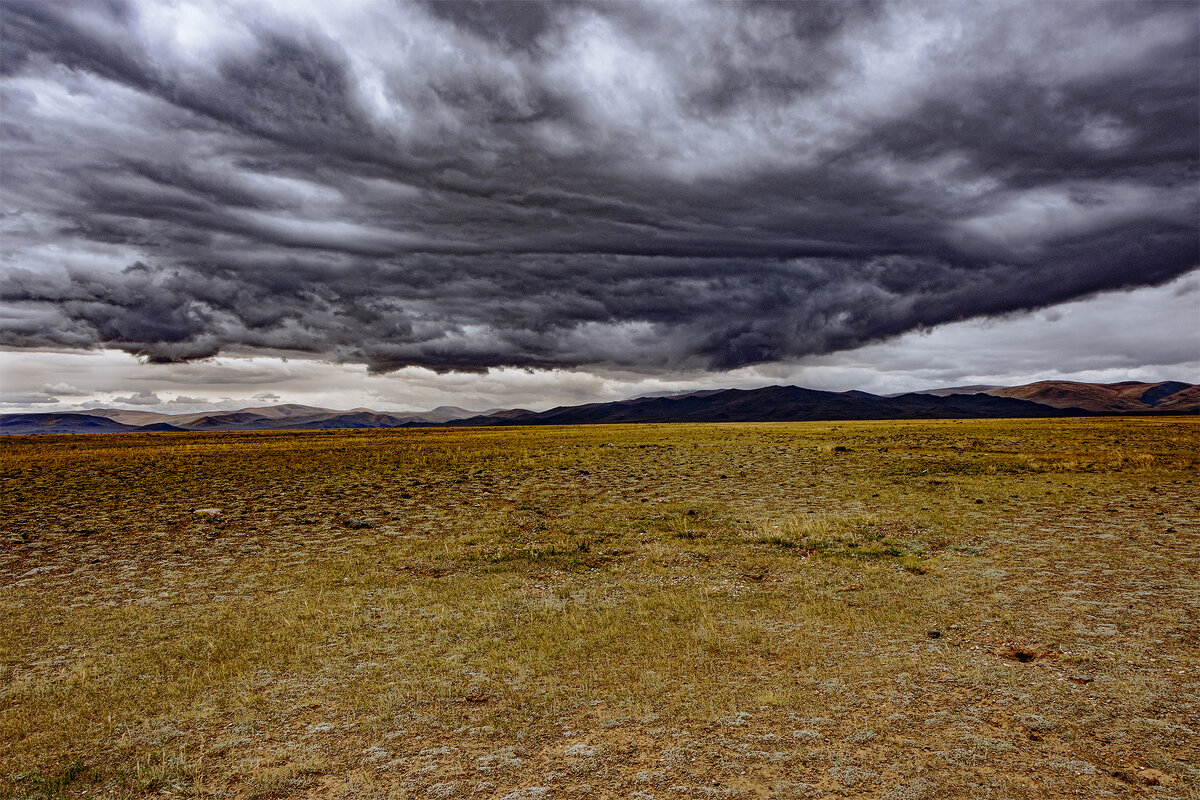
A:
[3,271,1195,414]
[2,0,1197,373]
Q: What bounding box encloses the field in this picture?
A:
[2,418,1197,799]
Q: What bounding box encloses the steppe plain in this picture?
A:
[2,418,1197,799]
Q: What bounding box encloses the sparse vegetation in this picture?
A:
[1,418,1197,798]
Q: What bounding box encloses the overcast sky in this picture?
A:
[1,0,1197,413]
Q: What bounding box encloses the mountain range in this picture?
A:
[1,380,1195,435]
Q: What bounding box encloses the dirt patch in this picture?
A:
[994,642,1059,663]
[1112,767,1177,786]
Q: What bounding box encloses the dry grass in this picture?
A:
[1,418,1197,798]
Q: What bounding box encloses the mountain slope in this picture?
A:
[984,380,1198,413]
[69,403,481,430]
[1154,385,1200,412]
[445,385,1087,427]
[0,414,185,435]
[899,384,1002,397]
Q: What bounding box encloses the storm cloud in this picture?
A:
[1,0,1197,374]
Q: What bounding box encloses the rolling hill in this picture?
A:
[982,380,1196,414]
[1,380,1193,435]
[442,385,1087,427]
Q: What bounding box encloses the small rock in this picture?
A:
[927,629,941,639]
[194,507,222,517]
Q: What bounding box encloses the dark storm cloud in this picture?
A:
[1,0,1197,373]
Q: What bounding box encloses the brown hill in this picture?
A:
[985,381,1197,413]
[444,385,1085,427]
[1153,384,1200,412]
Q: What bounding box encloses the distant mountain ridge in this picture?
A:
[984,380,1197,413]
[907,380,1198,414]
[0,413,188,435]
[441,385,1082,427]
[1,380,1194,435]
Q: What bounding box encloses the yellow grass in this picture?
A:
[1,418,1197,798]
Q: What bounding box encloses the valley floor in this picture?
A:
[2,418,1197,799]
